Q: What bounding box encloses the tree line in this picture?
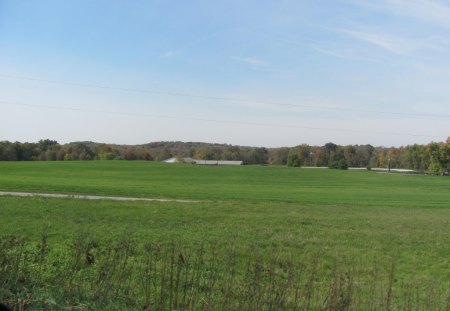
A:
[0,138,449,174]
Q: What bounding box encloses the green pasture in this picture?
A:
[0,161,448,206]
[0,161,449,309]
[1,196,449,278]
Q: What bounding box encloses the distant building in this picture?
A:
[195,160,243,166]
[163,157,196,164]
[163,158,242,166]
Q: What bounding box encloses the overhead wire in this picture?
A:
[0,100,444,139]
[1,73,449,119]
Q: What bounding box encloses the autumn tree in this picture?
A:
[324,142,337,166]
[343,145,357,167]
[224,146,241,161]
[246,147,268,164]
[427,141,449,174]
[268,147,290,165]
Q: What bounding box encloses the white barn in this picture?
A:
[163,157,196,164]
[195,160,243,166]
[164,158,242,166]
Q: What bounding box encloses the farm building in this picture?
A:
[195,160,243,166]
[163,157,196,164]
[163,158,242,166]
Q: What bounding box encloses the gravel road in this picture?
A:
[0,191,197,203]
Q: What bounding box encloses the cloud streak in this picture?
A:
[161,31,223,59]
[307,44,346,58]
[230,56,268,66]
[352,0,450,29]
[340,29,411,55]
[161,50,181,58]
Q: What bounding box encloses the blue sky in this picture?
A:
[0,0,449,147]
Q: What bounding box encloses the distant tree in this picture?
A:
[355,145,373,167]
[14,142,38,161]
[45,149,57,161]
[343,145,357,167]
[287,153,302,167]
[376,149,388,167]
[329,159,348,170]
[71,143,94,160]
[313,148,324,166]
[427,141,449,174]
[189,148,196,158]
[287,145,311,166]
[195,147,215,160]
[141,148,153,161]
[298,144,312,165]
[19,142,39,161]
[0,142,18,160]
[326,146,347,169]
[324,142,337,166]
[224,146,241,161]
[124,147,137,160]
[97,144,117,160]
[387,147,401,168]
[55,146,66,161]
[269,147,289,165]
[247,147,268,164]
[38,139,58,152]
[0,143,5,161]
[212,147,223,160]
[157,148,172,161]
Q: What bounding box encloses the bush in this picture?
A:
[287,154,302,167]
[329,160,348,170]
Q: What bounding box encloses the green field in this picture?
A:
[1,161,449,310]
[0,161,449,205]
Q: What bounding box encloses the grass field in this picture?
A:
[0,161,449,310]
[0,161,449,205]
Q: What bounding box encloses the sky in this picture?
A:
[0,0,449,147]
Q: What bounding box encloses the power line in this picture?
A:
[0,100,444,139]
[1,73,449,119]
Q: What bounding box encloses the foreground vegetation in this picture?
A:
[1,162,449,310]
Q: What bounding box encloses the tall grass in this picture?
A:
[1,232,448,310]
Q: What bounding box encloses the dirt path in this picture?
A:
[0,191,198,203]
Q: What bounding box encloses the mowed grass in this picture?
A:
[0,161,449,309]
[0,161,448,207]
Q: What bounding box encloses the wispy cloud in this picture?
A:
[307,44,346,58]
[230,56,268,66]
[414,63,450,76]
[351,0,450,29]
[161,50,181,58]
[340,29,411,55]
[272,35,379,62]
[161,32,222,59]
[270,37,346,59]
